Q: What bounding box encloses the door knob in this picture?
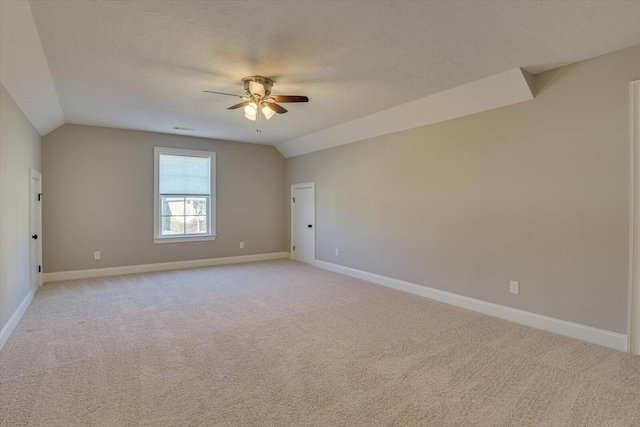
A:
[32,234,38,239]
[308,224,313,228]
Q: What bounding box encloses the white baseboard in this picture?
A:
[44,252,290,282]
[315,260,628,351]
[0,290,33,351]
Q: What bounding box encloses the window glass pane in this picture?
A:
[162,216,185,235]
[185,197,207,215]
[159,154,210,195]
[161,197,185,216]
[185,216,207,234]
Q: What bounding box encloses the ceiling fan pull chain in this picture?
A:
[256,103,262,133]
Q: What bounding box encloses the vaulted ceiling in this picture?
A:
[2,1,640,152]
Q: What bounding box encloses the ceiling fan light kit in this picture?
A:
[204,76,309,133]
[262,104,276,120]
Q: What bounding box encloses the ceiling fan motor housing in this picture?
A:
[242,76,274,98]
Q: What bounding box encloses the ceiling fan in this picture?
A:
[204,76,309,133]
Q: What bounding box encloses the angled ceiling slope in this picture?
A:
[0,0,64,136]
[276,68,535,158]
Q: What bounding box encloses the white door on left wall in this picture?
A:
[29,169,42,292]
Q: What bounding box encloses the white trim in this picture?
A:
[153,147,216,243]
[276,68,534,158]
[629,80,640,355]
[153,235,217,244]
[43,252,289,282]
[291,182,315,264]
[315,260,627,351]
[0,291,33,351]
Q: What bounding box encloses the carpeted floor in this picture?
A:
[1,260,640,426]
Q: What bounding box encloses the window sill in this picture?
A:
[154,235,217,244]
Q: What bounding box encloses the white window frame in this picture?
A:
[154,147,216,244]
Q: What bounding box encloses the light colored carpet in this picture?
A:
[1,259,640,426]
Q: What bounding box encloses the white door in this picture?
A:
[291,183,315,265]
[29,169,43,292]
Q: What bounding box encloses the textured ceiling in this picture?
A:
[28,0,640,145]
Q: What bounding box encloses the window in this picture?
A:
[154,147,216,243]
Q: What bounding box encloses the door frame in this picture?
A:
[29,168,43,291]
[629,80,640,355]
[291,182,315,264]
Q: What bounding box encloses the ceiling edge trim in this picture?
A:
[0,0,64,136]
[276,68,535,158]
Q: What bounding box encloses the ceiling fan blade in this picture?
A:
[228,101,251,110]
[268,103,288,114]
[203,90,246,99]
[271,95,309,103]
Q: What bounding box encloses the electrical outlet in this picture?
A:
[335,248,339,256]
[94,251,101,260]
[510,280,519,295]
[239,242,244,249]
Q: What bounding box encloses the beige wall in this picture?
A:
[42,125,285,272]
[286,45,640,334]
[0,84,42,331]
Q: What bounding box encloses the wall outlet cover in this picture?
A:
[510,280,519,294]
